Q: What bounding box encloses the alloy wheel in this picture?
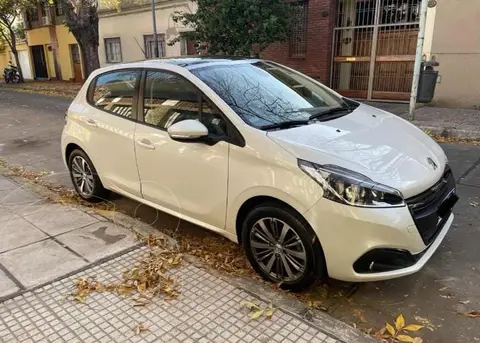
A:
[249,217,307,282]
[71,156,95,197]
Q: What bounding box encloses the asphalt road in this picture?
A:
[1,88,480,342]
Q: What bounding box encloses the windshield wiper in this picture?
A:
[308,106,351,121]
[260,119,310,131]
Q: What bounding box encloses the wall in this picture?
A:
[0,42,32,80]
[262,0,335,84]
[25,26,54,79]
[98,0,192,66]
[427,0,480,108]
[56,24,82,80]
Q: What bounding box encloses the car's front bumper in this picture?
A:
[303,197,454,282]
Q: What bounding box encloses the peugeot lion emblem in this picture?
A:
[427,157,438,170]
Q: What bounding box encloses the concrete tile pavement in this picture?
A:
[0,248,345,343]
[0,175,138,296]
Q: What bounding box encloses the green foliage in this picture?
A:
[170,0,293,56]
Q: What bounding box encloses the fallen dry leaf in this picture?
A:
[396,314,405,330]
[397,334,415,342]
[134,323,149,335]
[386,322,396,336]
[459,300,471,305]
[240,300,261,311]
[458,310,480,318]
[265,302,275,319]
[403,324,424,332]
[412,338,423,343]
[374,327,388,341]
[353,309,367,324]
[251,309,264,320]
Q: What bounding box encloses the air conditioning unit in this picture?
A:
[42,16,52,26]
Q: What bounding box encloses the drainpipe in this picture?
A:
[151,0,159,58]
[408,0,429,121]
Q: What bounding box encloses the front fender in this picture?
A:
[225,186,316,242]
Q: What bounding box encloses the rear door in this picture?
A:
[82,69,141,196]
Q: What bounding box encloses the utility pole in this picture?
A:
[408,0,429,120]
[151,0,159,58]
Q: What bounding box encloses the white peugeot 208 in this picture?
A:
[62,57,458,290]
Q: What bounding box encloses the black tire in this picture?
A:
[12,75,20,83]
[68,149,110,202]
[242,202,327,291]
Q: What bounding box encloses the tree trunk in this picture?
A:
[78,40,100,79]
[2,26,24,82]
[11,49,23,82]
[62,2,100,79]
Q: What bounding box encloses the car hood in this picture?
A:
[267,104,446,198]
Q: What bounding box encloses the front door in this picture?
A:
[31,45,48,79]
[70,44,83,82]
[134,69,230,230]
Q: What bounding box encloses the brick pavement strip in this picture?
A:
[0,247,344,343]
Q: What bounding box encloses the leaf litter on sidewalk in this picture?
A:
[70,233,183,305]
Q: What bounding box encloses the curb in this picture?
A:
[417,125,480,141]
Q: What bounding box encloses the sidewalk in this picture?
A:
[0,81,81,99]
[367,102,480,140]
[0,174,374,343]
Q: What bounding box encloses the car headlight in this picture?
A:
[298,160,405,208]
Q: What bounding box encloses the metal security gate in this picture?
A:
[331,0,420,101]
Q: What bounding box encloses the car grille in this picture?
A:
[406,166,458,245]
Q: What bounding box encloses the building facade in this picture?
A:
[262,0,336,85]
[423,0,480,108]
[264,0,479,108]
[98,0,195,68]
[23,1,83,82]
[0,41,34,80]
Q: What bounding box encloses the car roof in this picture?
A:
[100,56,261,73]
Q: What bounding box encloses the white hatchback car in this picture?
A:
[62,57,458,290]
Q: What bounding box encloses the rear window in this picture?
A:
[89,70,140,119]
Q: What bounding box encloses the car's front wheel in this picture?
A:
[242,203,327,291]
[68,149,110,202]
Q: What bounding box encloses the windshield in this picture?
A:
[191,61,348,128]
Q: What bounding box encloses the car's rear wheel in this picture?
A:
[68,149,109,202]
[242,203,327,291]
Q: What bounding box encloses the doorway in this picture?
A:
[70,44,83,82]
[31,45,48,79]
[331,0,420,101]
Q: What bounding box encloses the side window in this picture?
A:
[143,71,227,137]
[90,70,140,119]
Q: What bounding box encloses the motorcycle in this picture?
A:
[3,61,21,84]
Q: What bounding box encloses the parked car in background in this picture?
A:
[62,57,458,290]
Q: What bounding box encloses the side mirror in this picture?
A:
[167,119,208,141]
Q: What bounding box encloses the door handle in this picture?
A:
[83,118,98,127]
[136,138,155,150]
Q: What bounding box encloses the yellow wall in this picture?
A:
[0,42,30,76]
[56,24,83,80]
[26,27,51,45]
[26,27,53,78]
[25,25,82,81]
